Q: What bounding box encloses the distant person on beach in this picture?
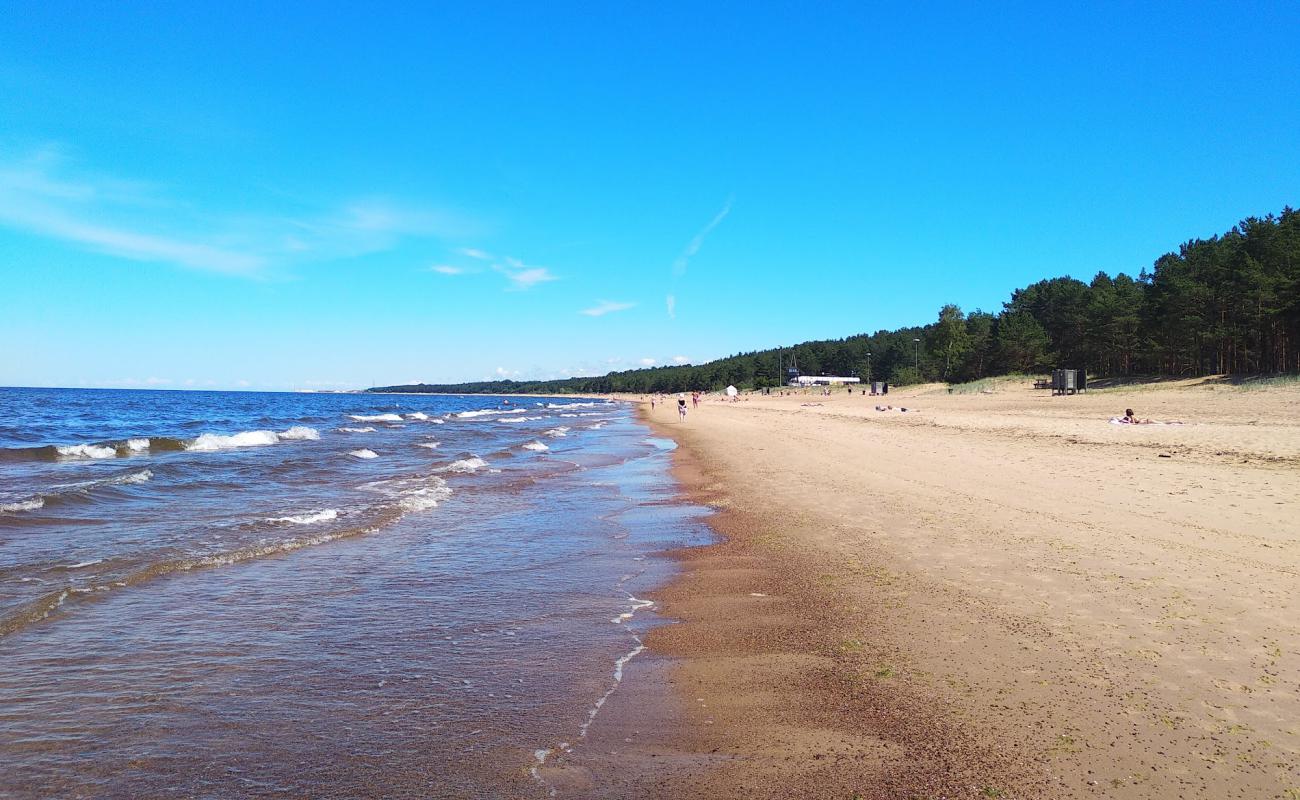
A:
[650,397,656,412]
[1113,408,1183,425]
[677,395,687,421]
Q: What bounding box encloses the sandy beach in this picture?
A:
[553,378,1300,798]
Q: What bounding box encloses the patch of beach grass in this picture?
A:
[1233,373,1300,390]
[945,374,1039,395]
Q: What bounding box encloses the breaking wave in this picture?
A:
[55,444,116,459]
[349,413,403,423]
[442,457,488,473]
[278,426,321,441]
[456,408,527,419]
[187,426,320,451]
[1,497,45,513]
[0,469,154,515]
[268,509,339,525]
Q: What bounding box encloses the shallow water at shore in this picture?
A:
[0,388,711,798]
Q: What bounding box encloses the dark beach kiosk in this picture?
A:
[1050,368,1087,395]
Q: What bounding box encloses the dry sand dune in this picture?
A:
[555,379,1299,799]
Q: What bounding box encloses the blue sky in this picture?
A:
[2,2,1298,390]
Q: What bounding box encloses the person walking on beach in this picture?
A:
[677,394,687,422]
[650,396,656,413]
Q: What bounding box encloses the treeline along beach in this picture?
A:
[377,207,1300,395]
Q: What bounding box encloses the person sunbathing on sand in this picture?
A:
[1112,408,1183,425]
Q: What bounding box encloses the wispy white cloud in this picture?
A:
[430,264,464,275]
[0,146,477,277]
[0,154,265,275]
[581,300,635,317]
[673,355,691,365]
[672,197,732,277]
[666,198,731,318]
[458,247,492,260]
[639,357,657,367]
[495,261,557,291]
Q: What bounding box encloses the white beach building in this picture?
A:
[791,375,860,386]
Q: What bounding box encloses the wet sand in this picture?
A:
[556,378,1299,798]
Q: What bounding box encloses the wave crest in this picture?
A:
[349,413,403,423]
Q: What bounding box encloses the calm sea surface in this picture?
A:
[0,388,709,798]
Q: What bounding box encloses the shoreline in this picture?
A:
[560,381,1299,798]
[553,399,1043,798]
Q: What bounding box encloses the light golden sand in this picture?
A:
[551,378,1299,799]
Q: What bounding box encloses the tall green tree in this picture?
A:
[927,304,971,380]
[995,312,1051,373]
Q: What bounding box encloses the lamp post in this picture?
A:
[913,338,920,373]
[866,352,872,385]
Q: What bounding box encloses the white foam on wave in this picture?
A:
[59,558,104,569]
[349,413,403,423]
[522,440,548,452]
[113,469,154,485]
[456,408,527,419]
[399,483,452,511]
[126,438,150,452]
[587,422,606,430]
[269,509,339,525]
[546,401,607,409]
[56,444,117,459]
[187,430,280,451]
[500,415,545,423]
[187,426,318,451]
[0,497,44,513]
[544,426,570,438]
[417,441,441,449]
[359,475,451,512]
[52,468,153,489]
[338,426,376,433]
[279,425,321,440]
[405,412,430,420]
[610,596,655,624]
[348,449,379,459]
[443,457,487,473]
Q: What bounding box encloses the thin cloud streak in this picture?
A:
[672,197,732,277]
[430,264,464,275]
[666,293,676,319]
[0,200,265,275]
[0,147,477,277]
[580,300,635,317]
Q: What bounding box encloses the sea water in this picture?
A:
[0,388,710,798]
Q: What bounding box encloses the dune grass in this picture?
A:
[945,374,1040,394]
